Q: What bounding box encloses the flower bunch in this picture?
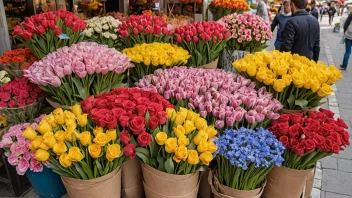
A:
[81,88,173,159]
[105,12,129,22]
[233,51,343,110]
[137,107,217,175]
[182,0,202,4]
[117,15,173,49]
[174,22,231,67]
[267,108,350,170]
[209,0,250,20]
[219,13,272,52]
[0,48,38,78]
[84,16,121,48]
[137,67,282,132]
[0,117,46,175]
[122,43,190,81]
[13,10,86,59]
[167,16,193,30]
[0,71,11,85]
[25,42,134,106]
[0,78,43,124]
[22,105,128,179]
[214,127,284,190]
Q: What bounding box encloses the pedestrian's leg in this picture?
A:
[342,39,352,68]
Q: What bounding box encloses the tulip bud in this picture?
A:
[205,34,211,41]
[176,93,182,102]
[226,117,235,127]
[35,26,46,35]
[133,27,139,35]
[137,25,144,31]
[193,36,199,43]
[200,110,207,118]
[215,120,224,129]
[176,36,182,43]
[53,26,62,36]
[186,35,191,42]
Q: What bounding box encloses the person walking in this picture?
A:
[256,0,270,22]
[341,12,352,70]
[328,4,337,26]
[311,1,319,20]
[280,0,320,61]
[320,5,324,22]
[271,0,292,49]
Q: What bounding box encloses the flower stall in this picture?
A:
[0,8,349,198]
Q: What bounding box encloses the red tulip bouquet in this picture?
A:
[267,108,350,170]
[116,15,173,49]
[173,22,231,67]
[25,42,134,106]
[13,10,86,59]
[0,48,38,79]
[0,78,43,124]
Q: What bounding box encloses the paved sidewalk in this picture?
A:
[316,15,352,198]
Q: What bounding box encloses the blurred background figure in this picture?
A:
[271,0,292,50]
[328,3,337,26]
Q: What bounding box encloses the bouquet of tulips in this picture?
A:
[137,67,282,132]
[136,107,217,174]
[84,16,121,48]
[122,43,190,82]
[117,15,173,49]
[0,116,47,175]
[0,48,38,78]
[219,13,272,52]
[174,22,231,67]
[213,128,284,193]
[105,12,129,22]
[267,108,350,170]
[233,51,343,110]
[13,10,86,59]
[0,78,43,124]
[209,0,250,21]
[22,105,128,179]
[25,42,134,106]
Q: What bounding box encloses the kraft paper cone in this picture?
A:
[199,168,213,198]
[143,180,200,198]
[304,168,316,198]
[262,166,313,198]
[208,169,265,198]
[198,59,218,69]
[46,98,70,110]
[61,167,121,198]
[141,163,199,197]
[121,158,144,198]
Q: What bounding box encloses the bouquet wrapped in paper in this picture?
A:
[209,0,250,21]
[13,10,86,59]
[0,48,38,78]
[25,42,134,106]
[137,67,282,132]
[0,78,43,124]
[84,16,121,48]
[233,51,343,110]
[174,22,230,68]
[219,13,272,52]
[122,43,190,81]
[117,15,173,49]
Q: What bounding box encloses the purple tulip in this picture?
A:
[219,110,226,120]
[215,120,225,129]
[234,111,244,121]
[226,116,235,127]
[254,112,265,123]
[212,107,220,117]
[200,110,207,118]
[176,93,182,102]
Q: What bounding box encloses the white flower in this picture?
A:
[110,34,117,40]
[94,27,102,33]
[86,31,93,37]
[0,71,7,79]
[102,24,109,30]
[1,77,10,84]
[102,32,110,39]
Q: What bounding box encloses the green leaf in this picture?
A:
[287,94,296,109]
[136,152,149,163]
[136,147,150,157]
[177,162,187,174]
[71,77,87,99]
[295,99,308,109]
[157,155,165,171]
[164,158,175,174]
[73,162,88,180]
[62,82,73,95]
[149,158,157,167]
[145,111,150,126]
[95,160,104,175]
[80,161,94,179]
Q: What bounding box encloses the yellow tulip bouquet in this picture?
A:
[22,105,128,180]
[233,51,343,110]
[137,107,218,175]
[122,42,190,82]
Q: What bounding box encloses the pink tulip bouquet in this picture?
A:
[0,115,47,175]
[117,15,173,49]
[136,67,282,132]
[13,10,87,59]
[25,42,134,106]
[218,13,272,52]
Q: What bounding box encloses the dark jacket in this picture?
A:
[311,7,319,20]
[328,7,336,16]
[280,10,320,61]
[344,13,352,33]
[271,14,292,42]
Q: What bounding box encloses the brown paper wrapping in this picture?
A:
[121,158,144,198]
[208,169,265,198]
[198,59,218,69]
[141,163,200,198]
[61,167,121,198]
[304,168,316,198]
[46,98,70,110]
[262,166,313,198]
[280,107,317,114]
[199,168,213,198]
